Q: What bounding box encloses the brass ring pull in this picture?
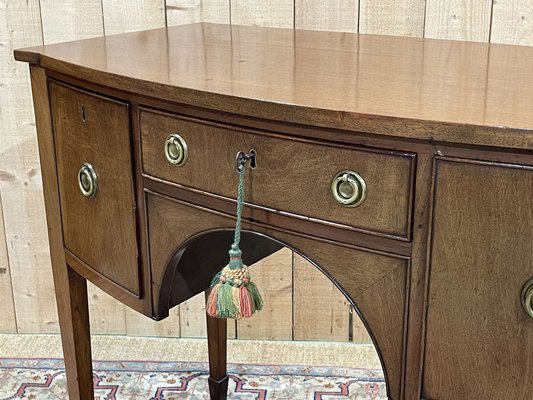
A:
[331,170,366,207]
[522,278,533,319]
[77,162,98,198]
[164,133,188,166]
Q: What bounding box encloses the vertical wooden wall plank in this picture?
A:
[295,0,358,32]
[166,0,230,26]
[359,0,425,37]
[40,0,104,44]
[88,287,127,334]
[179,293,238,339]
[424,0,493,41]
[180,293,238,339]
[491,0,533,45]
[237,248,293,340]
[102,0,166,35]
[180,293,208,338]
[0,0,60,334]
[231,0,294,28]
[293,253,351,341]
[126,306,180,337]
[0,194,17,333]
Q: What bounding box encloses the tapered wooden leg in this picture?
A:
[205,291,228,400]
[53,265,94,399]
[29,66,94,399]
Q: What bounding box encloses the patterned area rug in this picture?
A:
[0,358,386,399]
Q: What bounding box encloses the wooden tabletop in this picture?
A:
[15,23,533,150]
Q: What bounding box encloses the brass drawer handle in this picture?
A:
[331,170,366,207]
[164,133,188,166]
[77,162,98,198]
[522,278,533,319]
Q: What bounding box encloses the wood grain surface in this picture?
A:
[147,193,407,399]
[4,0,533,341]
[140,108,414,239]
[0,192,16,333]
[50,81,140,295]
[1,0,57,334]
[12,8,533,400]
[237,248,293,340]
[255,220,408,400]
[491,0,533,46]
[359,0,425,37]
[402,153,434,400]
[14,23,533,150]
[40,0,104,44]
[423,159,533,399]
[295,0,359,32]
[231,0,294,28]
[166,0,230,26]
[6,7,533,400]
[102,0,166,35]
[293,252,351,341]
[29,65,95,400]
[424,0,493,41]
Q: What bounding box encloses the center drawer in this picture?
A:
[140,109,414,239]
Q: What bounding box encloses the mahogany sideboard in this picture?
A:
[15,23,533,400]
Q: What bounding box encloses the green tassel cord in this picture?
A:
[206,158,264,319]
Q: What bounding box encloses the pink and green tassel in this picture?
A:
[206,153,263,319]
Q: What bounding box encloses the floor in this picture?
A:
[0,334,381,369]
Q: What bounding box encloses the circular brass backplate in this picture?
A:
[521,278,533,319]
[77,162,98,198]
[331,170,366,208]
[164,133,188,166]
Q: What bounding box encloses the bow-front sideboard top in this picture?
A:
[15,23,533,400]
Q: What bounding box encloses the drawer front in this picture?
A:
[423,160,533,399]
[140,110,414,239]
[50,82,140,295]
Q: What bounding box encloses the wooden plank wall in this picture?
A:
[1,1,532,344]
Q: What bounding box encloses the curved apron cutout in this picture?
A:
[156,228,389,397]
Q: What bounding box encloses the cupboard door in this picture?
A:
[423,159,533,399]
[50,81,140,296]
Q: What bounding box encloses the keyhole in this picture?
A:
[81,106,86,122]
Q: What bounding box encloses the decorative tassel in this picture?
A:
[206,153,263,319]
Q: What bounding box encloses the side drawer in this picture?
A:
[140,109,414,239]
[50,81,140,296]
